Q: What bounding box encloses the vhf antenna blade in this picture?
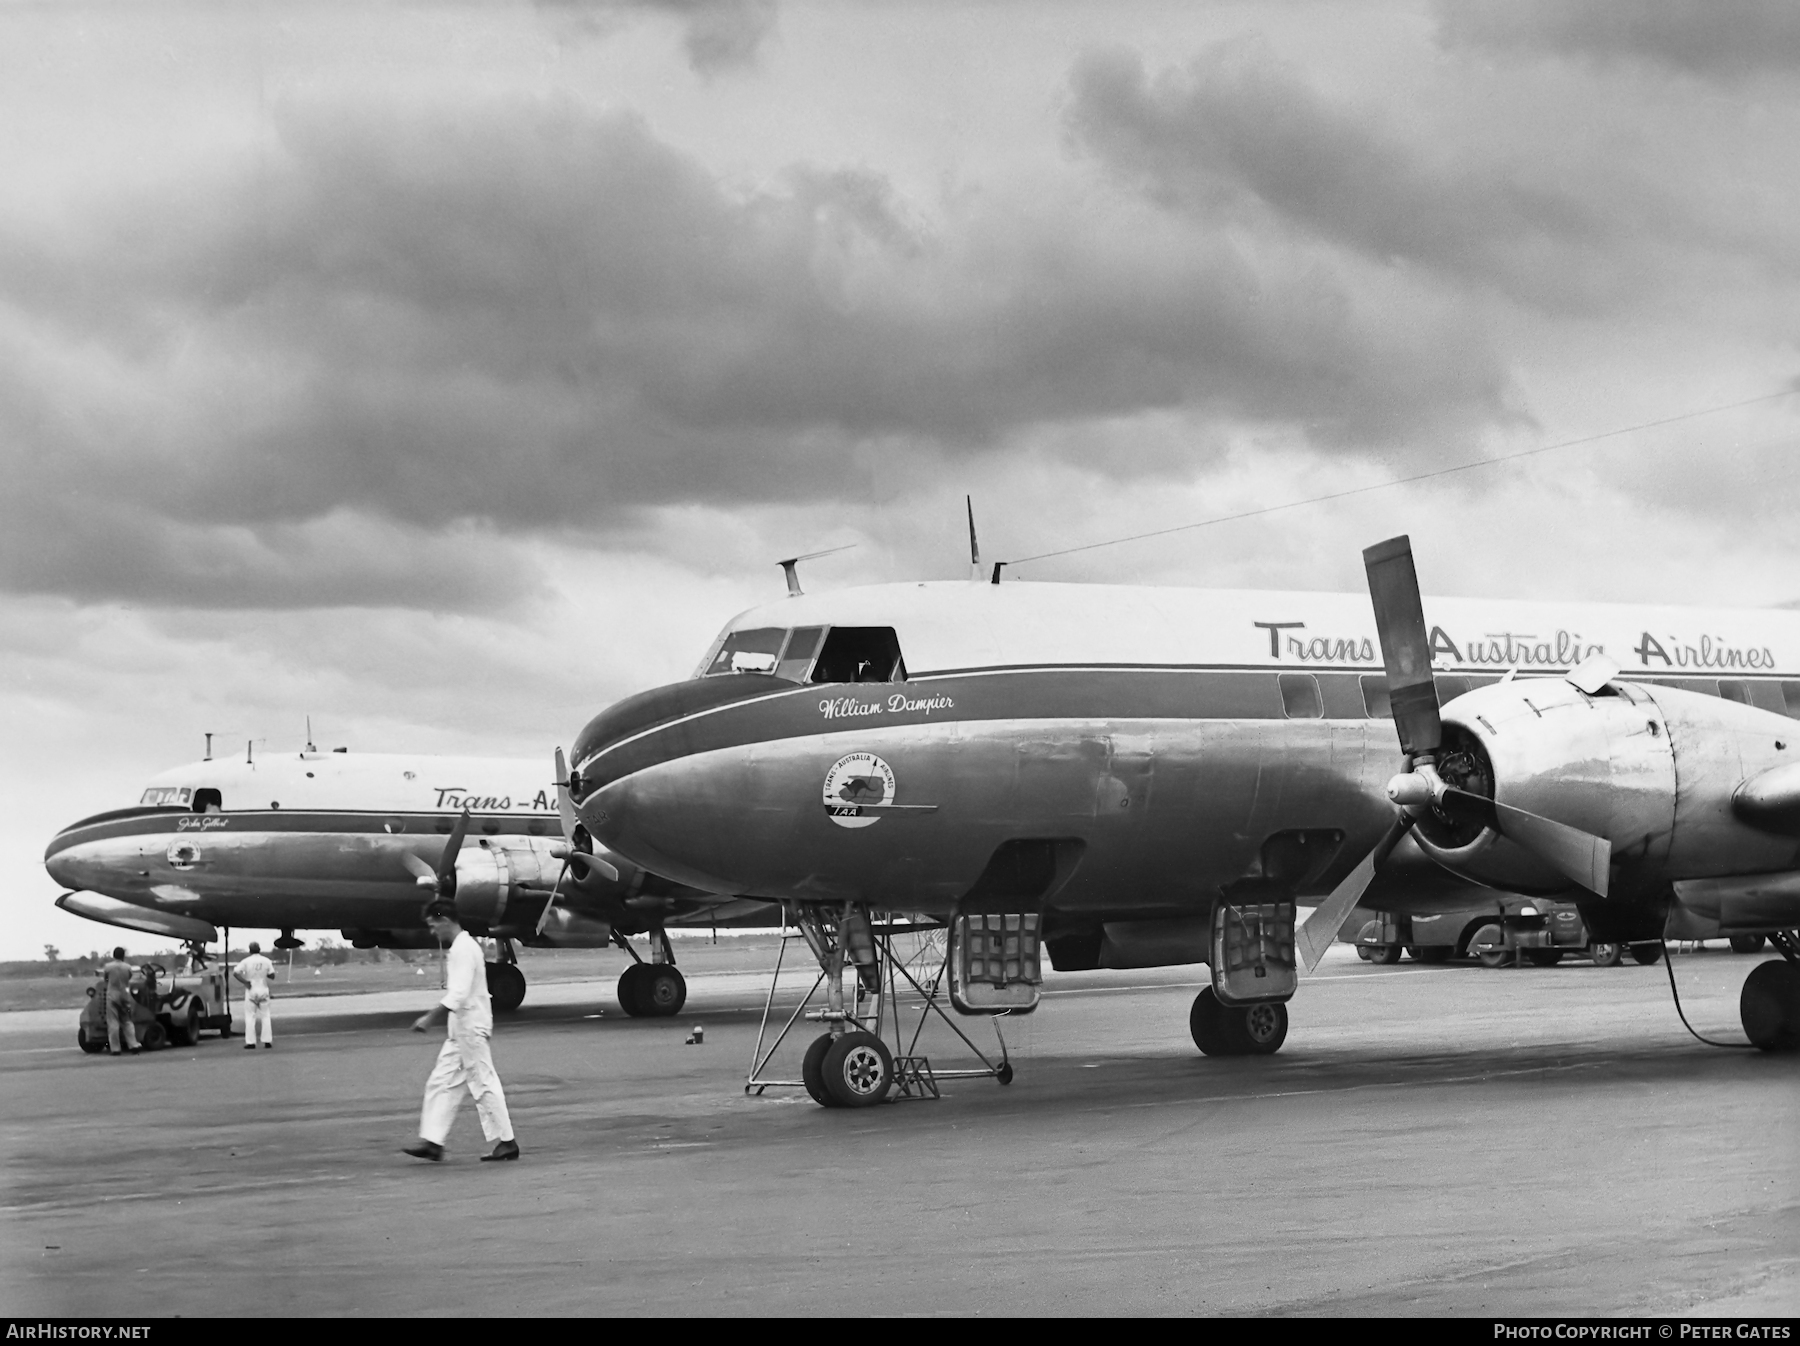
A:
[967,495,981,580]
[776,544,855,597]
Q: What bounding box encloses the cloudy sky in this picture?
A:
[7,0,1800,957]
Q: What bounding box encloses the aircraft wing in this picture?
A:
[56,891,219,944]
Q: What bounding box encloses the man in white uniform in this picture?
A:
[404,901,519,1163]
[232,941,276,1049]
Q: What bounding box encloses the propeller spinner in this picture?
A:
[1295,536,1613,973]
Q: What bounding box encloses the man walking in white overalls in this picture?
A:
[232,941,276,1049]
[404,900,520,1163]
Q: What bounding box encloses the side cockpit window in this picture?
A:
[140,786,192,808]
[812,627,905,684]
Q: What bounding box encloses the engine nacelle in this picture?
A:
[1412,678,1796,901]
[451,837,564,929]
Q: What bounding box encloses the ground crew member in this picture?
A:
[404,900,519,1163]
[232,941,276,1049]
[100,946,139,1056]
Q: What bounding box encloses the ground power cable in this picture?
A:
[1659,938,1754,1049]
[1001,386,1800,570]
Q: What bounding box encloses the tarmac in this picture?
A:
[2,944,1795,1317]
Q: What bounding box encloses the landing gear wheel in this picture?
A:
[640,966,686,1017]
[1223,1000,1288,1055]
[1524,949,1563,967]
[616,963,649,1017]
[1740,959,1800,1052]
[77,1027,104,1055]
[1189,987,1230,1056]
[485,963,527,1014]
[1730,934,1767,954]
[1471,924,1508,969]
[1367,944,1402,965]
[1590,943,1622,967]
[1631,943,1663,966]
[996,1061,1014,1085]
[1414,946,1453,964]
[820,1031,894,1108]
[801,1033,834,1106]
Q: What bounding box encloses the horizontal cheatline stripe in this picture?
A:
[575,663,1800,792]
[45,808,558,856]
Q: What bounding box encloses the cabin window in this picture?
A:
[1783,682,1800,717]
[1360,675,1391,719]
[776,627,827,682]
[1277,673,1323,719]
[1718,679,1752,706]
[192,789,222,814]
[703,627,787,676]
[812,627,906,684]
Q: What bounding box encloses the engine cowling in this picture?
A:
[1411,678,1795,901]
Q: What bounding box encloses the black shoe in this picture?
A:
[480,1139,520,1162]
[402,1140,445,1162]
[262,1043,273,1049]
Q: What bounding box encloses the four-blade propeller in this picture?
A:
[534,746,618,937]
[1295,536,1613,973]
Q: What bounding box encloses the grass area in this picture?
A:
[0,934,793,1014]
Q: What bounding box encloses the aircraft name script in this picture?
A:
[819,693,956,720]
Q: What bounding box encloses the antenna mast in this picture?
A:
[966,496,981,580]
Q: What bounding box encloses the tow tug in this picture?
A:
[77,944,233,1053]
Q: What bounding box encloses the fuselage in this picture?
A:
[569,579,1800,943]
[45,751,568,942]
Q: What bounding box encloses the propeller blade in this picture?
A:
[436,809,471,888]
[566,851,620,884]
[534,862,568,938]
[1490,797,1611,897]
[1297,814,1414,973]
[400,852,437,885]
[555,747,577,844]
[1363,535,1442,758]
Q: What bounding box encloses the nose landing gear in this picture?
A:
[1741,930,1800,1052]
[484,939,527,1013]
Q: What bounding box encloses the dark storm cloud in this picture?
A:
[0,95,1513,607]
[1063,43,1637,313]
[1436,0,1800,78]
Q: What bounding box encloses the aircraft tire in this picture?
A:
[616,964,649,1016]
[820,1031,894,1108]
[486,963,527,1014]
[801,1033,835,1106]
[641,966,686,1017]
[1740,960,1800,1052]
[1630,943,1664,966]
[1189,988,1231,1056]
[1730,934,1767,954]
[1222,1000,1288,1056]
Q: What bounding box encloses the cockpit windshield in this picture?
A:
[699,624,905,684]
[140,786,192,808]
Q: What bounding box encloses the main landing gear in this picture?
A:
[1740,930,1800,1052]
[484,939,527,1013]
[1188,987,1289,1056]
[614,929,686,1018]
[747,903,1014,1108]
